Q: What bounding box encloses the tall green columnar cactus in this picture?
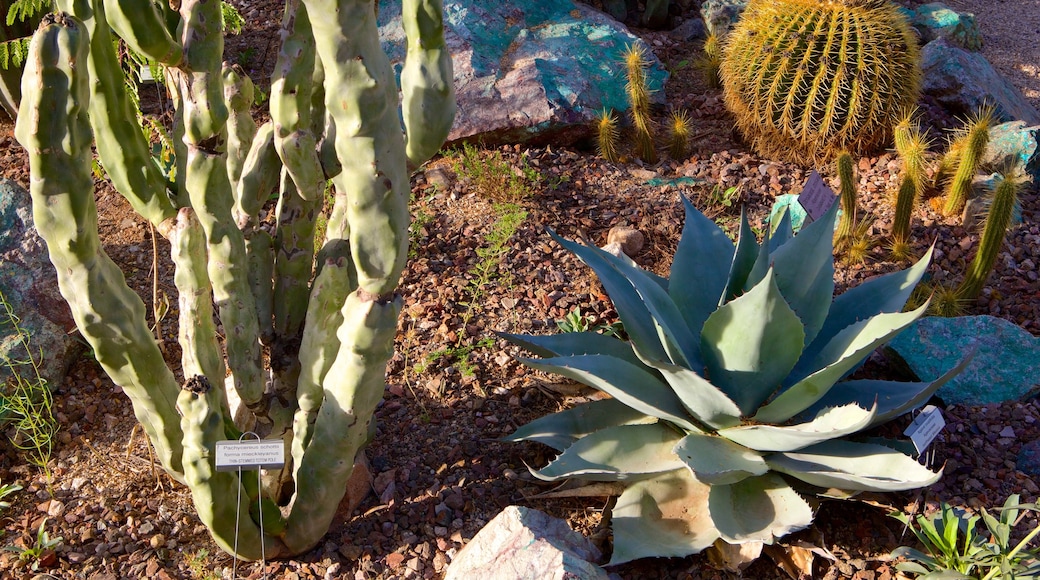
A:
[956,174,1022,301]
[720,0,921,165]
[834,151,857,243]
[892,112,929,253]
[16,0,454,560]
[942,107,994,217]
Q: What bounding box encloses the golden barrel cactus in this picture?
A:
[720,0,921,165]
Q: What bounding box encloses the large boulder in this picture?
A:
[0,179,81,392]
[910,3,982,51]
[886,315,1040,407]
[699,0,747,37]
[983,121,1040,183]
[920,38,1040,125]
[444,505,609,580]
[377,0,668,146]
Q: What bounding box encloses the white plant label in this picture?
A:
[215,440,285,472]
[904,405,945,455]
[797,170,838,222]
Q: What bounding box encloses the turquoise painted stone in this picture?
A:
[377,0,669,145]
[984,121,1040,184]
[911,2,982,51]
[887,315,1040,406]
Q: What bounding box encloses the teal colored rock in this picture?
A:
[645,176,706,188]
[921,39,1040,126]
[769,194,808,233]
[912,3,982,51]
[700,0,747,37]
[1017,440,1040,478]
[983,121,1040,184]
[887,316,1040,406]
[0,180,82,392]
[378,0,669,146]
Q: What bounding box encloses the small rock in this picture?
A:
[999,426,1016,438]
[149,534,164,549]
[443,506,610,580]
[605,226,645,257]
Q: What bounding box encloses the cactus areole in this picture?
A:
[720,0,922,165]
[16,0,454,560]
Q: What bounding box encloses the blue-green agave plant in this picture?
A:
[501,196,969,565]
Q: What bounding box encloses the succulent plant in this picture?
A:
[502,196,968,565]
[957,172,1022,301]
[719,0,921,165]
[942,106,995,217]
[16,0,453,560]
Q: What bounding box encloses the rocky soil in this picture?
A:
[0,1,1038,579]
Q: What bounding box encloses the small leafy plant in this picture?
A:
[892,495,1040,579]
[0,289,57,477]
[4,517,63,571]
[502,194,969,565]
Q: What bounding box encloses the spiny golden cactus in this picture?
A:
[624,43,657,162]
[720,0,921,165]
[668,109,693,159]
[834,151,857,245]
[942,106,995,217]
[892,110,930,248]
[595,108,621,163]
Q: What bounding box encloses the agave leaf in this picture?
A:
[550,231,697,368]
[744,218,773,293]
[651,361,742,429]
[797,350,973,428]
[670,195,735,338]
[502,398,655,451]
[753,303,929,424]
[768,205,794,251]
[719,403,876,452]
[792,246,933,385]
[548,231,671,364]
[609,468,721,565]
[708,473,815,544]
[673,431,768,485]
[766,198,838,346]
[701,269,805,415]
[498,330,645,368]
[599,247,701,367]
[766,440,942,492]
[517,355,698,431]
[722,207,760,304]
[532,423,686,482]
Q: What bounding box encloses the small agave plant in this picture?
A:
[502,196,970,565]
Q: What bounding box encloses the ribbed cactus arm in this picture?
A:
[55,0,178,233]
[177,378,288,560]
[14,13,185,481]
[102,0,183,66]
[224,63,258,190]
[290,258,353,483]
[401,0,456,169]
[270,1,323,339]
[284,291,401,554]
[169,208,227,389]
[303,0,410,297]
[171,0,265,410]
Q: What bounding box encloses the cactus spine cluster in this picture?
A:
[16,0,454,559]
[720,0,921,165]
[625,43,657,163]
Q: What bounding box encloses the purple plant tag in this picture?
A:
[797,170,837,223]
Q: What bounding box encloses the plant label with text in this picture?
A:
[797,171,837,223]
[215,440,285,472]
[904,405,945,455]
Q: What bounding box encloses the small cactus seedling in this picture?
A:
[695,33,722,89]
[956,172,1022,301]
[596,108,621,163]
[942,106,995,217]
[892,113,930,250]
[668,109,693,159]
[624,43,657,162]
[834,151,857,245]
[720,0,921,165]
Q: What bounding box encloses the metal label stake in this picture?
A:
[214,432,285,580]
